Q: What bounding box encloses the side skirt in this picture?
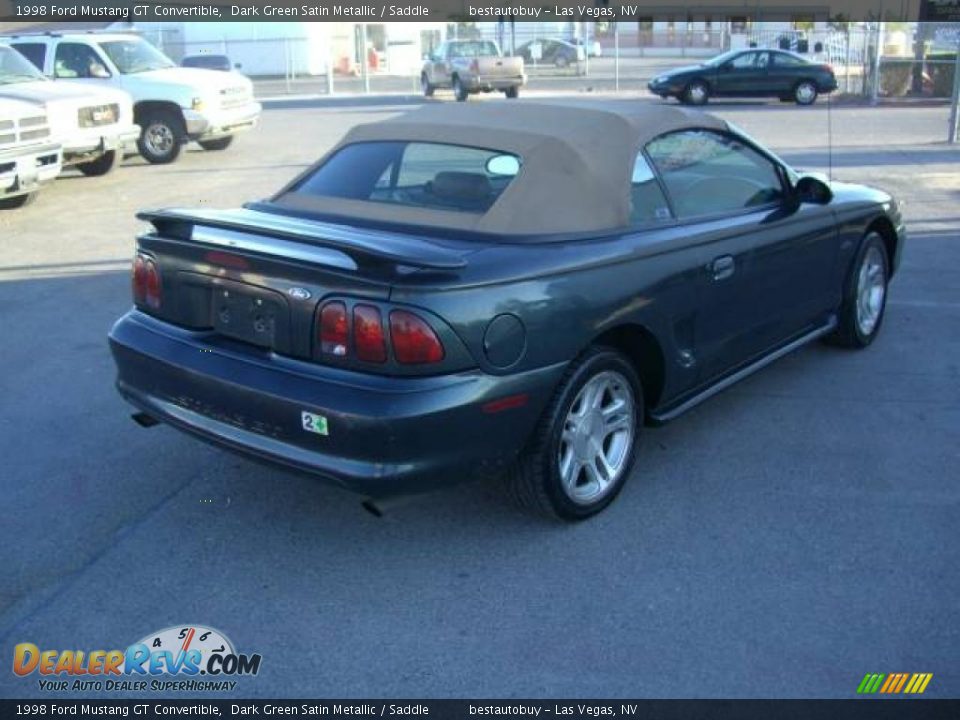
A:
[649,315,838,425]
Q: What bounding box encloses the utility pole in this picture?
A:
[360,23,370,94]
[614,23,620,92]
[949,41,960,143]
[870,20,885,104]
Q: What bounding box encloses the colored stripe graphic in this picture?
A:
[857,673,933,695]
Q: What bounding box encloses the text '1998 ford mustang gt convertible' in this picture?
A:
[109,101,905,520]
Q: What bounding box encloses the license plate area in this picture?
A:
[211,279,290,349]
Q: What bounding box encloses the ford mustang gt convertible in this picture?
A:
[109,102,905,520]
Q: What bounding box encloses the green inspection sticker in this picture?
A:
[301,411,329,436]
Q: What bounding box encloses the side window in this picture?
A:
[645,130,785,219]
[730,52,757,69]
[755,52,770,68]
[11,43,46,71]
[773,53,804,67]
[630,153,673,225]
[54,42,111,79]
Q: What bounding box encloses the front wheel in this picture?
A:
[828,231,889,348]
[504,348,642,521]
[77,150,119,176]
[0,192,36,210]
[137,109,184,164]
[504,86,519,99]
[795,80,819,105]
[683,80,710,105]
[198,137,233,151]
[452,76,468,102]
[555,56,569,69]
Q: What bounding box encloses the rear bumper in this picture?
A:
[465,75,526,91]
[109,311,564,497]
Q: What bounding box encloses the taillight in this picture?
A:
[145,261,162,310]
[319,301,349,357]
[132,254,161,310]
[131,255,147,305]
[390,310,444,364]
[470,59,479,74]
[353,304,386,363]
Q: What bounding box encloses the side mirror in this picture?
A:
[795,175,833,204]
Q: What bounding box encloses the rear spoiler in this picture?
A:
[137,207,468,271]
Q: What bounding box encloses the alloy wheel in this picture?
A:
[856,245,886,336]
[557,370,636,505]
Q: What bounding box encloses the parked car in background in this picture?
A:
[0,97,61,208]
[0,45,137,176]
[572,37,603,58]
[110,102,904,520]
[648,49,838,105]
[181,54,233,72]
[421,40,525,101]
[1,32,261,164]
[516,39,583,68]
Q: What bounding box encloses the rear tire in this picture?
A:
[504,347,643,521]
[794,80,819,105]
[76,150,119,176]
[827,231,889,348]
[0,192,36,210]
[504,86,519,99]
[683,80,710,105]
[198,137,233,151]
[453,76,468,102]
[555,56,569,69]
[137,109,184,164]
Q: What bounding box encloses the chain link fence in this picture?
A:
[143,23,959,102]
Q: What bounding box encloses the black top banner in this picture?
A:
[4,700,960,720]
[0,0,947,23]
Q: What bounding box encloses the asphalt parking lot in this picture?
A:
[1,95,958,699]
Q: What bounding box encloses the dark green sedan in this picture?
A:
[649,49,839,106]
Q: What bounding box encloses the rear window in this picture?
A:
[449,41,499,58]
[288,141,521,214]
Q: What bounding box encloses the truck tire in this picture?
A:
[421,73,435,97]
[0,192,36,210]
[504,86,519,99]
[504,347,642,521]
[453,76,468,102]
[77,150,119,177]
[198,137,233,151]
[137,109,184,164]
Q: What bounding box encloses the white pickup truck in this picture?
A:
[0,44,136,176]
[1,32,261,164]
[0,96,62,208]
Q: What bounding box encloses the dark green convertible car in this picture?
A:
[110,102,902,521]
[649,49,839,105]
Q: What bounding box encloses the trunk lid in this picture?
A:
[136,206,476,360]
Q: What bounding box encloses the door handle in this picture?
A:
[709,255,736,281]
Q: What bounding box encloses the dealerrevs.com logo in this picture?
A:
[13,625,262,692]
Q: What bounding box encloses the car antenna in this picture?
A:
[827,77,834,183]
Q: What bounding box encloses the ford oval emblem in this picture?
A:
[287,287,312,300]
